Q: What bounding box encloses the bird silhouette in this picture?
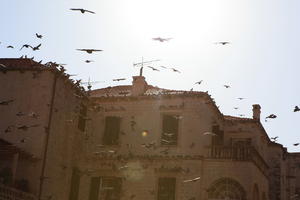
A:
[293,143,299,146]
[265,114,277,121]
[159,66,167,69]
[113,78,126,81]
[152,37,172,42]
[237,97,245,100]
[0,63,7,69]
[35,33,43,39]
[20,44,32,51]
[215,42,230,45]
[234,107,239,110]
[7,45,14,48]
[147,66,159,71]
[202,132,217,136]
[31,44,41,51]
[271,136,278,142]
[85,60,94,63]
[0,99,14,105]
[294,106,300,112]
[170,68,180,73]
[183,177,201,183]
[195,80,203,85]
[77,49,102,54]
[70,8,95,14]
[223,85,230,88]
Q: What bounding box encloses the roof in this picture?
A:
[0,139,39,161]
[224,115,254,122]
[0,58,45,70]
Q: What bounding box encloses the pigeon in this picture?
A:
[234,107,239,110]
[0,64,7,69]
[237,97,245,100]
[224,85,230,88]
[85,60,94,63]
[0,99,14,105]
[195,80,203,85]
[77,49,102,54]
[36,33,43,39]
[152,37,172,42]
[31,44,41,51]
[147,66,159,71]
[170,68,181,73]
[202,132,217,136]
[183,177,201,183]
[271,136,278,142]
[215,42,230,45]
[7,45,14,48]
[70,8,96,14]
[294,106,300,112]
[265,114,277,122]
[20,44,32,51]
[113,78,126,81]
[293,143,300,146]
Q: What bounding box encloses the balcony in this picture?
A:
[205,145,269,177]
[0,184,37,200]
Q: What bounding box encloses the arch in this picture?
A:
[207,177,247,200]
[253,184,259,200]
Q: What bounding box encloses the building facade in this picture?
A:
[1,58,300,200]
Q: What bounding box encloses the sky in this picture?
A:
[1,0,300,151]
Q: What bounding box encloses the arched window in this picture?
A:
[207,178,246,200]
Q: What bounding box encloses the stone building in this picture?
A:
[1,58,300,200]
[0,58,88,200]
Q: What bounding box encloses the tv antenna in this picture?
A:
[81,77,104,90]
[133,57,160,76]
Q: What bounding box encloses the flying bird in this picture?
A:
[237,97,245,100]
[0,99,14,105]
[223,85,230,88]
[215,42,230,45]
[147,66,159,71]
[70,8,95,14]
[0,64,7,69]
[7,45,14,48]
[294,106,300,112]
[76,49,102,54]
[195,80,203,85]
[152,37,172,42]
[170,68,181,73]
[159,66,167,69]
[293,143,300,146]
[202,132,217,136]
[183,177,201,183]
[233,107,239,110]
[271,136,278,142]
[31,44,41,51]
[20,44,32,51]
[113,78,126,81]
[85,60,94,63]
[265,114,277,121]
[35,33,43,39]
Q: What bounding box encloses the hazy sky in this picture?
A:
[1,0,300,151]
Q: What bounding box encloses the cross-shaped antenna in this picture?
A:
[133,57,160,76]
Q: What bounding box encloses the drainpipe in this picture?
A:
[38,72,58,200]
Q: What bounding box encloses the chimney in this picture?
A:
[252,104,261,121]
[131,76,147,96]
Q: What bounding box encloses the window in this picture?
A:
[161,115,179,145]
[78,104,87,132]
[69,168,80,200]
[211,125,224,146]
[157,177,176,200]
[103,116,121,145]
[89,177,122,200]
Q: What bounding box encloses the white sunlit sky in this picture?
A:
[1,0,300,151]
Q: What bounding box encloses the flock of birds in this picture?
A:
[1,7,300,148]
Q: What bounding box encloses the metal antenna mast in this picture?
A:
[133,57,160,76]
